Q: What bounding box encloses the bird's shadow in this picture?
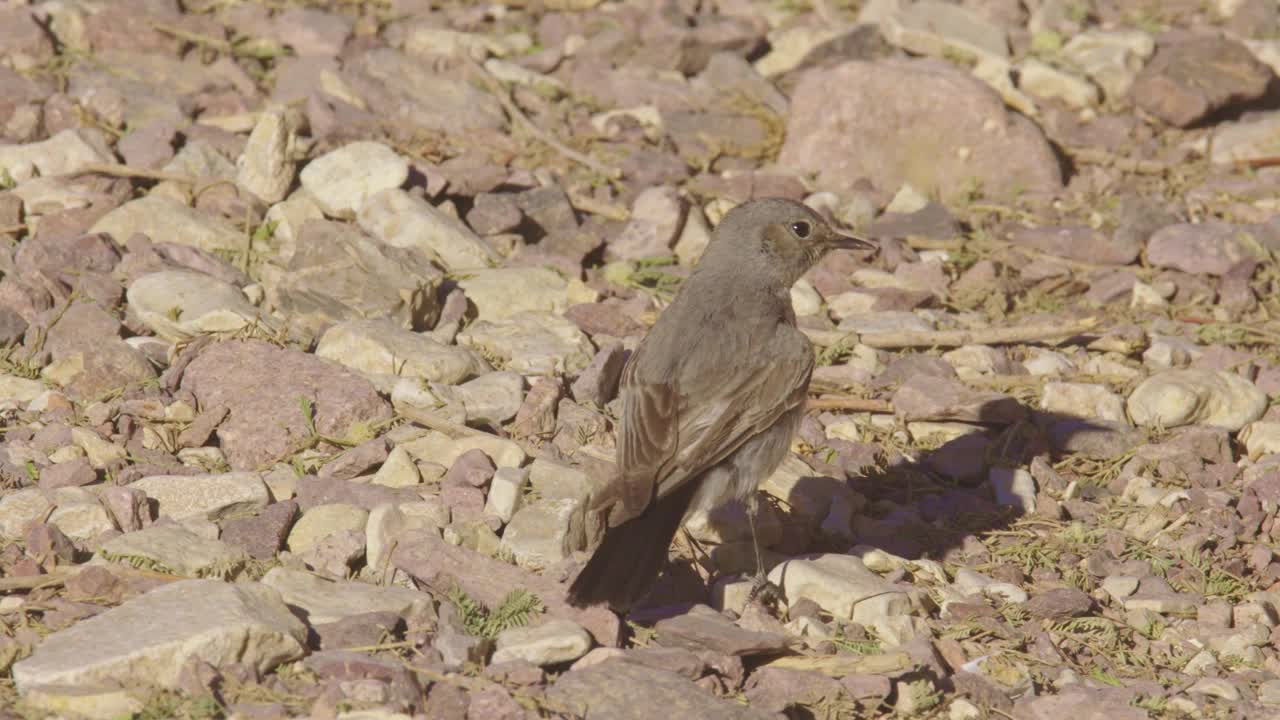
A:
[640,400,1145,613]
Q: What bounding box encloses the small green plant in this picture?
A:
[447,586,544,639]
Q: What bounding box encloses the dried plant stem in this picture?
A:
[807,397,895,413]
[804,316,1100,349]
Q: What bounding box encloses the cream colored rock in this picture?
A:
[0,375,47,406]
[287,504,369,553]
[457,311,594,376]
[398,430,526,469]
[12,579,305,692]
[0,129,113,183]
[457,268,575,322]
[127,271,265,342]
[1060,30,1155,100]
[1017,58,1099,108]
[369,446,421,488]
[261,567,430,624]
[1041,382,1127,423]
[492,619,593,666]
[90,195,245,254]
[0,488,53,540]
[359,189,498,272]
[1241,421,1280,460]
[1127,369,1266,431]
[236,107,297,204]
[766,553,911,622]
[128,472,270,522]
[316,319,485,385]
[299,141,408,219]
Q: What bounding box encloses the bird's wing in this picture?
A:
[605,329,814,526]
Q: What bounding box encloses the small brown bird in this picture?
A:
[567,197,876,610]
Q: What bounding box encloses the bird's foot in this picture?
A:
[745,571,783,609]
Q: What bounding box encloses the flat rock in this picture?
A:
[1040,382,1127,424]
[315,319,485,385]
[547,660,774,720]
[878,0,1008,63]
[0,487,54,540]
[767,554,911,623]
[267,219,443,335]
[97,526,248,579]
[780,59,1060,202]
[236,107,297,204]
[1127,369,1266,431]
[654,604,789,656]
[492,618,594,666]
[1146,222,1261,276]
[180,340,393,471]
[1131,34,1272,127]
[893,374,1026,424]
[260,567,430,625]
[392,529,621,647]
[90,194,245,254]
[128,471,270,522]
[359,189,498,272]
[1060,30,1154,100]
[398,429,526,469]
[1007,225,1139,266]
[458,311,595,376]
[12,578,306,692]
[127,270,265,342]
[457,268,579,323]
[287,503,369,553]
[1211,111,1280,165]
[0,129,113,184]
[299,141,408,219]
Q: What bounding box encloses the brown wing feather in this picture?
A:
[604,328,814,527]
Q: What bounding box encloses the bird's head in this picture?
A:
[705,197,877,287]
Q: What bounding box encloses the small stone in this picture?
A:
[500,498,581,569]
[315,319,484,386]
[441,371,525,427]
[1024,588,1092,620]
[1061,30,1154,100]
[0,129,113,183]
[457,312,594,376]
[220,501,298,560]
[445,449,496,489]
[1040,382,1127,423]
[127,271,265,342]
[766,554,911,623]
[570,343,626,407]
[492,618,593,666]
[299,141,409,219]
[128,472,270,523]
[1127,369,1266,431]
[358,188,498,272]
[369,446,421,488]
[1101,575,1139,600]
[47,498,116,544]
[547,657,771,720]
[287,503,369,553]
[878,0,1008,63]
[38,458,97,490]
[654,605,788,656]
[11,578,305,692]
[1188,677,1240,701]
[1147,222,1259,276]
[398,430,526,469]
[1241,421,1280,459]
[484,467,527,525]
[97,526,247,579]
[457,267,578,323]
[71,428,127,469]
[236,107,297,204]
[1017,58,1098,107]
[90,194,246,255]
[260,567,430,625]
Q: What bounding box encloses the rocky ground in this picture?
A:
[1,0,1280,718]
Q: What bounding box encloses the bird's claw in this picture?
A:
[745,572,783,608]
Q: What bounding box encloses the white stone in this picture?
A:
[485,466,528,524]
[90,194,246,254]
[0,488,53,540]
[989,466,1036,513]
[1017,58,1099,108]
[1040,382,1127,423]
[754,25,844,77]
[1241,421,1280,460]
[398,430,526,469]
[0,375,47,406]
[265,192,326,262]
[1210,111,1280,166]
[0,129,113,184]
[1127,369,1267,431]
[299,141,408,219]
[942,345,1005,379]
[260,567,430,624]
[438,371,525,427]
[457,311,594,376]
[369,446,421,488]
[358,188,498,271]
[287,504,369,553]
[20,686,144,720]
[236,107,297,204]
[315,319,485,385]
[1060,30,1155,100]
[1101,575,1139,600]
[127,472,269,522]
[47,500,116,543]
[673,205,712,266]
[127,271,264,342]
[879,0,1008,63]
[457,268,575,322]
[98,526,247,578]
[501,498,580,569]
[1022,348,1075,376]
[491,619,593,666]
[11,579,305,692]
[1130,280,1168,309]
[766,553,911,622]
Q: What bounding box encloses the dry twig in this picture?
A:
[804,316,1100,349]
[807,397,895,413]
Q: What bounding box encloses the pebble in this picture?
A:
[315,319,485,386]
[492,619,593,666]
[369,446,421,488]
[287,503,370,554]
[236,107,297,204]
[1040,382,1127,424]
[299,141,409,219]
[766,554,911,623]
[457,311,595,376]
[457,268,584,323]
[500,498,581,569]
[358,188,498,272]
[484,467,528,525]
[90,194,246,255]
[127,270,265,341]
[0,129,113,183]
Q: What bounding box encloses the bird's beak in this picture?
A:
[829,231,877,253]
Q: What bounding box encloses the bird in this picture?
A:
[566,197,876,610]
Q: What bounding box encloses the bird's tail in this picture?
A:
[566,481,700,611]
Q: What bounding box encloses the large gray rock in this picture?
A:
[779,59,1061,201]
[12,579,306,692]
[127,471,270,522]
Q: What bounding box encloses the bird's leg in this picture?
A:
[744,495,782,607]
[680,527,715,582]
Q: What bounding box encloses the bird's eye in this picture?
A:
[790,221,811,238]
